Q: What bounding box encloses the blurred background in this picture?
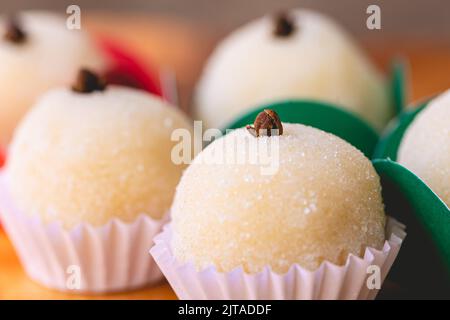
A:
[3,0,450,39]
[2,0,450,109]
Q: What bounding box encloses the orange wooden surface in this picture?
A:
[0,230,177,300]
[1,13,450,300]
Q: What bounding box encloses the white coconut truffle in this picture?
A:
[171,123,386,273]
[0,11,107,146]
[194,9,391,131]
[6,84,192,229]
[398,90,450,207]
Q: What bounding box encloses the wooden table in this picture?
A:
[1,13,450,300]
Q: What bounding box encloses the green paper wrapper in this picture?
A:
[373,128,450,298]
[390,59,408,116]
[373,99,431,160]
[225,100,379,158]
[225,60,407,159]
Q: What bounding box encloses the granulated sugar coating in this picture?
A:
[194,9,391,131]
[6,86,192,229]
[171,124,386,273]
[398,90,450,207]
[0,11,107,145]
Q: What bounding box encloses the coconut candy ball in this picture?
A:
[0,11,107,146]
[171,121,386,273]
[6,75,192,229]
[398,90,450,207]
[194,9,391,131]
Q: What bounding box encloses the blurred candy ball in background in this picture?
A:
[194,9,391,131]
[0,11,107,146]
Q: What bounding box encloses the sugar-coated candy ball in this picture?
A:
[171,123,386,273]
[6,85,192,229]
[398,90,450,207]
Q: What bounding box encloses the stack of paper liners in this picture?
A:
[0,175,165,293]
[151,218,405,300]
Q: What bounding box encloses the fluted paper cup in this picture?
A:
[0,174,166,293]
[150,217,405,300]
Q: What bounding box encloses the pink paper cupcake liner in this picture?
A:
[150,217,405,300]
[0,174,166,293]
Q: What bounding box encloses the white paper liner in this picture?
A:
[0,174,166,293]
[150,218,406,300]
